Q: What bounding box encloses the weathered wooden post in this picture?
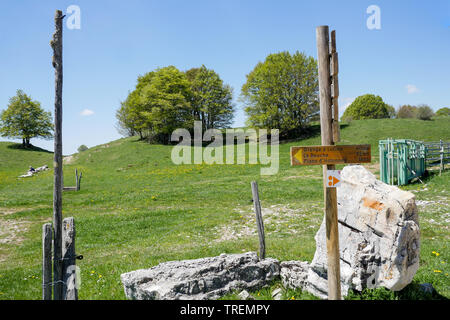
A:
[251,181,265,260]
[316,25,341,300]
[50,9,64,300]
[42,223,53,300]
[75,169,79,190]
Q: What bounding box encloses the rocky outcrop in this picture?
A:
[282,165,420,299]
[121,252,280,300]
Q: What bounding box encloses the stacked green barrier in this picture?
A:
[379,139,425,185]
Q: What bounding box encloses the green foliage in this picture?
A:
[77,145,88,152]
[186,65,234,130]
[435,107,450,117]
[345,287,396,300]
[0,90,53,147]
[116,66,191,143]
[341,94,390,121]
[416,105,434,120]
[386,104,396,118]
[397,105,418,119]
[116,66,234,144]
[241,51,319,139]
[140,66,193,143]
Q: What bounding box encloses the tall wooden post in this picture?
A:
[51,9,64,300]
[316,25,341,300]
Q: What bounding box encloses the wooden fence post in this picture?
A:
[316,25,342,300]
[51,9,64,300]
[62,217,78,300]
[42,223,53,300]
[251,181,265,260]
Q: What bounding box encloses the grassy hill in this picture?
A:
[0,117,449,300]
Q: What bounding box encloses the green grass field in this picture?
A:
[0,118,449,300]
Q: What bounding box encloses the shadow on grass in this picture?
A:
[6,143,52,153]
[408,169,445,186]
[279,123,349,144]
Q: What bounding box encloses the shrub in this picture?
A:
[435,107,450,117]
[341,94,390,121]
[77,144,88,152]
[397,105,418,119]
[416,105,434,120]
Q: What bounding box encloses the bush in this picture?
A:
[416,105,434,120]
[397,105,418,119]
[77,144,88,152]
[435,107,450,117]
[341,94,390,121]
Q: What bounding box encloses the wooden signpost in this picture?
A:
[291,145,371,166]
[290,26,372,300]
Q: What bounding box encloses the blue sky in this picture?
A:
[0,0,449,155]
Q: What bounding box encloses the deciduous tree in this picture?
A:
[241,51,319,138]
[0,90,53,147]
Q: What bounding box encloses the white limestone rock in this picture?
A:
[283,165,420,299]
[121,252,280,300]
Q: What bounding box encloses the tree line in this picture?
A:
[1,51,449,148]
[341,93,448,122]
[116,51,320,143]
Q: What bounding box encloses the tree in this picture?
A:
[116,66,193,144]
[342,94,390,121]
[117,65,235,144]
[435,107,450,117]
[140,66,193,144]
[386,104,396,118]
[241,51,319,138]
[396,105,418,119]
[77,144,88,152]
[416,104,434,120]
[185,65,234,131]
[0,90,53,147]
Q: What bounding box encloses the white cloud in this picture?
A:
[80,109,94,116]
[405,84,419,94]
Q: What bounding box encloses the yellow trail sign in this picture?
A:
[290,144,371,166]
